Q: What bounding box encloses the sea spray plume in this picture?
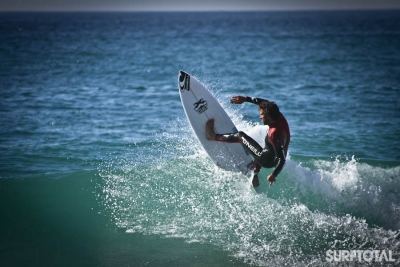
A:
[96,115,399,266]
[97,156,399,266]
[280,155,400,230]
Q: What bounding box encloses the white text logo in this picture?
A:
[326,250,395,263]
[242,138,262,157]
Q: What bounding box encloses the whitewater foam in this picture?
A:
[97,108,400,266]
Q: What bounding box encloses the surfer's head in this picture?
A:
[259,101,280,125]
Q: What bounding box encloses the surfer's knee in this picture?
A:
[236,131,251,140]
[236,131,245,138]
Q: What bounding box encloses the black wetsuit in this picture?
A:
[215,97,290,178]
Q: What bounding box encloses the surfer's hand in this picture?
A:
[230,96,246,104]
[267,174,276,186]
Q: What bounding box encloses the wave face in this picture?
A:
[98,118,400,266]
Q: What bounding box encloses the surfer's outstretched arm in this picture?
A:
[230,96,270,105]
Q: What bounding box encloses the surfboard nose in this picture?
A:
[179,70,187,82]
[179,71,191,92]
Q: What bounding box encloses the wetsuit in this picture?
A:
[215,97,290,178]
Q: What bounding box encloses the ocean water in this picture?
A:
[1,11,400,266]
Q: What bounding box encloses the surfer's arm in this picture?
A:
[230,96,270,105]
[244,97,270,105]
[272,143,286,177]
[267,144,285,186]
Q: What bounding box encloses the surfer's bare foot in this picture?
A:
[206,119,216,140]
[252,174,260,187]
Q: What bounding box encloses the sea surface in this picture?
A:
[1,11,400,266]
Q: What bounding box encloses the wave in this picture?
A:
[96,120,400,266]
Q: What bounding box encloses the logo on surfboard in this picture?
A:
[179,71,190,92]
[193,98,208,114]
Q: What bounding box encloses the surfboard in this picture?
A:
[178,70,252,173]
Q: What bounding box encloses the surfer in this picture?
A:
[206,96,290,187]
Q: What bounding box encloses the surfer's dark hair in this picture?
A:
[259,101,280,121]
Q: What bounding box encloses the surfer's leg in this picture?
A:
[238,132,276,168]
[235,132,263,158]
[206,119,217,140]
[214,133,242,143]
[210,122,266,159]
[235,132,277,187]
[206,118,243,142]
[217,130,274,165]
[207,119,275,169]
[249,161,261,187]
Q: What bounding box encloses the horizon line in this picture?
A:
[1,7,400,13]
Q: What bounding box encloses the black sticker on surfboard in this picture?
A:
[179,71,190,92]
[193,98,208,114]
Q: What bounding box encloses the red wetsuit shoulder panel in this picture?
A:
[268,113,290,156]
